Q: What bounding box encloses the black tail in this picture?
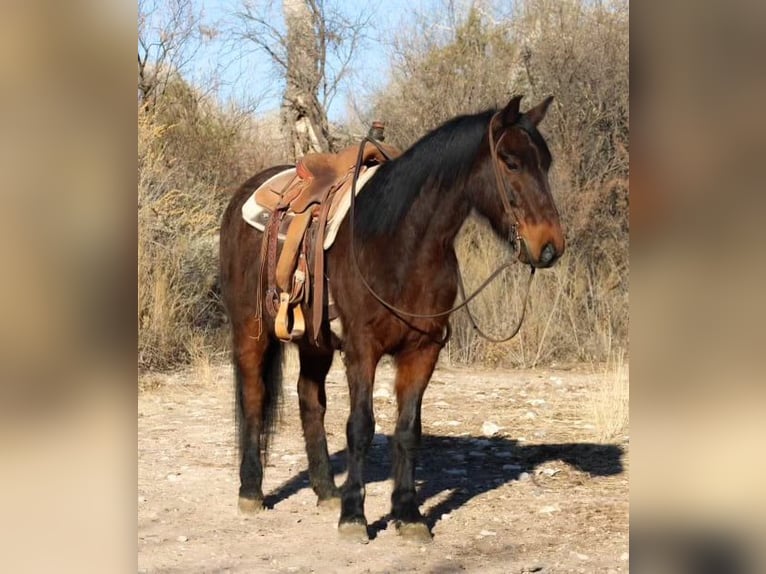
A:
[234,338,284,461]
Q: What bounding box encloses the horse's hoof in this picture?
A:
[338,520,369,544]
[396,521,432,544]
[317,496,341,510]
[238,496,265,515]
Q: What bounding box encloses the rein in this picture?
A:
[346,112,535,342]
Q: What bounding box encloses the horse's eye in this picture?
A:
[504,155,521,171]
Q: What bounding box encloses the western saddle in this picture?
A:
[254,135,401,343]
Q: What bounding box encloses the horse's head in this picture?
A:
[475,95,565,268]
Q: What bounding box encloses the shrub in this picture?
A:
[372,1,628,365]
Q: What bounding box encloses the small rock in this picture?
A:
[176,535,188,542]
[446,420,461,427]
[540,468,561,477]
[481,421,502,436]
[138,495,146,504]
[574,552,589,560]
[523,411,537,420]
[538,505,560,514]
[620,552,629,561]
[519,472,531,481]
[166,473,181,482]
[527,399,546,406]
[479,529,496,537]
[440,513,452,521]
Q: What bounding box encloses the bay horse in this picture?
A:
[219,95,565,543]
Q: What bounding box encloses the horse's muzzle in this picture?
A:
[539,242,558,266]
[518,238,563,268]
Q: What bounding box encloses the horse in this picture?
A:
[219,95,565,543]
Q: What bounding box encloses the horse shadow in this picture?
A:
[264,434,624,538]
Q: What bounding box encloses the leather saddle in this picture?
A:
[255,140,401,342]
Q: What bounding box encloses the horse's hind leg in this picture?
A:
[391,344,440,542]
[297,346,340,506]
[233,324,283,514]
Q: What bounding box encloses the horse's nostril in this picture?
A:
[540,242,556,265]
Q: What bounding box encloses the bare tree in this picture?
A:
[234,0,371,159]
[138,0,205,108]
[281,0,329,156]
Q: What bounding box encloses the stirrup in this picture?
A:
[274,292,306,342]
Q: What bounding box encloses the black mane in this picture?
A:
[353,109,496,238]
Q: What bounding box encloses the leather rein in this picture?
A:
[347,111,535,343]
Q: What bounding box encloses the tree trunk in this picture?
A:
[281,0,331,160]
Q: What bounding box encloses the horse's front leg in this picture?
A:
[338,344,380,542]
[391,344,441,542]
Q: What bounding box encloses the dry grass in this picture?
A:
[590,350,630,442]
[137,79,261,371]
[186,332,218,387]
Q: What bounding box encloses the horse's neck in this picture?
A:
[392,177,472,258]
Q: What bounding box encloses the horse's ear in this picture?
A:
[526,95,554,126]
[500,95,523,125]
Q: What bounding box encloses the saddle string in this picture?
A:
[347,116,534,339]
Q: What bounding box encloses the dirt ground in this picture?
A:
[138,357,628,573]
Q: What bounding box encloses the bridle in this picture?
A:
[487,112,523,252]
[346,111,535,343]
